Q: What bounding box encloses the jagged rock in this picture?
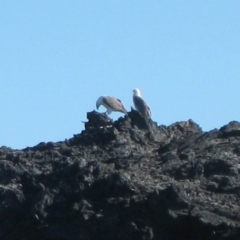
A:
[219,121,240,138]
[0,111,240,239]
[84,110,113,130]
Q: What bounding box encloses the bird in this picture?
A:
[96,96,128,115]
[132,88,151,122]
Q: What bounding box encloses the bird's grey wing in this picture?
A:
[146,105,151,118]
[116,98,128,113]
[133,96,151,118]
[103,96,118,109]
[103,97,126,112]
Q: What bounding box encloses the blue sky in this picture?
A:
[1,1,240,149]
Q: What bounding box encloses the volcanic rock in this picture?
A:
[0,110,240,239]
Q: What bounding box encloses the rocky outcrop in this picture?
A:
[0,110,240,239]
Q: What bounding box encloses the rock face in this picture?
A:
[0,110,240,240]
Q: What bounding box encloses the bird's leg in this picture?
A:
[106,110,112,115]
[104,111,113,121]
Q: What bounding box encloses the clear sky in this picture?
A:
[1,1,240,149]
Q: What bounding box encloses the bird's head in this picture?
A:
[96,96,103,109]
[133,88,141,97]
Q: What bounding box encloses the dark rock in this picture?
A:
[84,110,113,130]
[0,111,240,239]
[219,121,240,138]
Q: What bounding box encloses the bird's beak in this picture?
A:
[96,104,99,109]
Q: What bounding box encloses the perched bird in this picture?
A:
[96,96,128,115]
[133,88,151,122]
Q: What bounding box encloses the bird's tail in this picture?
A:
[146,118,155,141]
[122,108,128,115]
[143,116,152,128]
